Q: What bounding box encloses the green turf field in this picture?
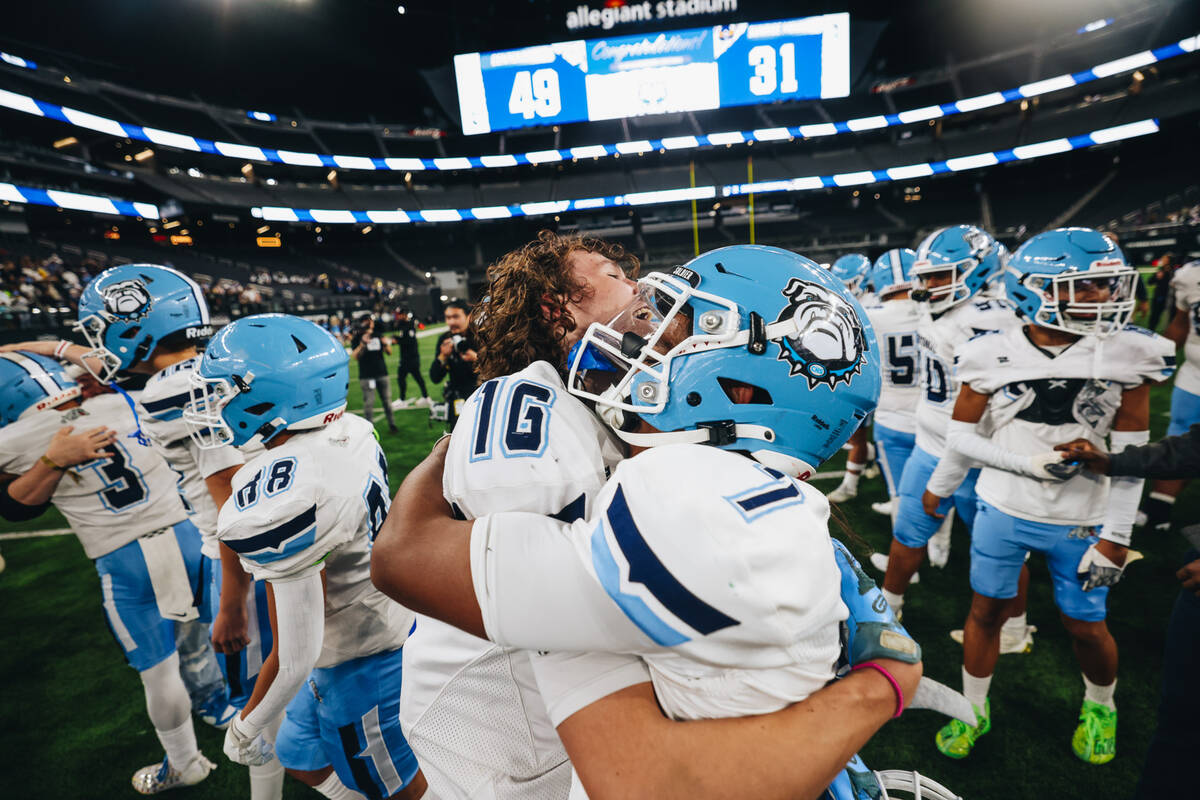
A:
[1,320,1196,799]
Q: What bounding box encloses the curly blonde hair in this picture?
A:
[471,230,639,383]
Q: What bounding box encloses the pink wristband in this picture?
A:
[851,661,905,718]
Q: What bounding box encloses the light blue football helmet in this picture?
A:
[1004,227,1138,338]
[567,245,882,479]
[831,253,872,295]
[911,225,1004,313]
[868,248,917,296]
[75,263,213,383]
[0,352,81,426]
[184,314,349,448]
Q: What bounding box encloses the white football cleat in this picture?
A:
[868,552,918,584]
[927,527,952,569]
[1134,510,1148,527]
[871,499,894,516]
[132,754,215,794]
[863,462,881,480]
[415,396,434,408]
[949,624,1037,654]
[828,483,858,503]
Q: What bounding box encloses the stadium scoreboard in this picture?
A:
[454,12,849,135]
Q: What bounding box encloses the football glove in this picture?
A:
[832,539,921,666]
[1076,543,1129,592]
[223,716,274,767]
[1029,452,1082,481]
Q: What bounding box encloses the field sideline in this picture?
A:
[1,319,1196,798]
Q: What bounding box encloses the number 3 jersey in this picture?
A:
[470,442,848,721]
[217,413,413,668]
[0,393,188,558]
[1171,261,1200,395]
[914,297,1020,456]
[954,325,1175,525]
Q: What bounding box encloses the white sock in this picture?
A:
[313,772,369,800]
[249,713,286,800]
[1083,674,1117,710]
[1001,612,1026,635]
[842,461,864,491]
[156,718,200,772]
[881,589,904,614]
[962,668,992,715]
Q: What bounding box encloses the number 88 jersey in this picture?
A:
[218,412,413,668]
[913,297,1020,457]
[0,393,188,560]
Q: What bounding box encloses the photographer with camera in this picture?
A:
[350,314,398,433]
[394,307,431,407]
[430,299,478,426]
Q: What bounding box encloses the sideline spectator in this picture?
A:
[1148,253,1179,331]
[394,307,430,407]
[1056,427,1200,800]
[430,299,478,426]
[350,315,398,433]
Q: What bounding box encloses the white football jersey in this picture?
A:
[865,297,923,433]
[403,361,633,800]
[471,443,848,721]
[0,393,188,558]
[140,356,245,558]
[217,413,412,668]
[956,325,1175,525]
[914,297,1020,456]
[1171,262,1200,395]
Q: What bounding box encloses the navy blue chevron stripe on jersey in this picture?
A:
[606,485,739,636]
[552,493,587,523]
[224,504,317,564]
[141,390,192,420]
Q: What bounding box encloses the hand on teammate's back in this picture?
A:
[44,425,117,467]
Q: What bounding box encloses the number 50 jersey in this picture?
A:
[217,413,413,668]
[865,297,923,433]
[0,393,188,559]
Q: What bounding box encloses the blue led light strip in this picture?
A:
[0,182,158,218]
[0,37,1193,172]
[249,119,1159,224]
[0,119,1160,223]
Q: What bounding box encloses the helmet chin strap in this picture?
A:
[612,422,776,449]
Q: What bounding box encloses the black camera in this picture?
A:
[451,334,471,354]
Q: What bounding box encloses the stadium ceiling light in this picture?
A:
[0,36,1190,174]
[240,118,1158,224]
[0,119,1161,225]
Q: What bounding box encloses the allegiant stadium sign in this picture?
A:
[566,0,738,31]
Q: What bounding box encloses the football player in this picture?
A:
[857,249,922,518]
[1142,258,1200,529]
[6,264,281,798]
[0,352,216,793]
[832,253,873,299]
[876,226,1032,649]
[375,246,956,800]
[184,314,430,800]
[923,228,1173,763]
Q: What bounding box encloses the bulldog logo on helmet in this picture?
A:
[774,278,867,389]
[101,279,153,321]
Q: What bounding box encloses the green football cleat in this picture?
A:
[1072,700,1117,764]
[935,699,990,759]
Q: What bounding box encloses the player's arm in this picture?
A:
[224,570,326,766]
[0,339,113,382]
[1163,307,1190,349]
[922,383,990,516]
[6,425,117,507]
[558,660,921,800]
[372,436,485,636]
[1091,382,1152,569]
[206,464,254,654]
[0,473,49,521]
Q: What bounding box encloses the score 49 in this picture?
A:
[509,68,562,120]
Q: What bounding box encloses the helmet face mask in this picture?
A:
[183,372,240,449]
[1005,228,1137,339]
[911,258,974,313]
[72,313,125,384]
[566,246,881,479]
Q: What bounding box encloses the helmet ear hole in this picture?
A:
[245,402,274,416]
[718,377,772,405]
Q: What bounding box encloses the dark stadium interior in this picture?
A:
[2,2,1200,798]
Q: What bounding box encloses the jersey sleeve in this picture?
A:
[190,439,244,480]
[952,330,1006,395]
[1111,327,1177,386]
[1172,265,1200,311]
[529,651,651,727]
[217,454,342,582]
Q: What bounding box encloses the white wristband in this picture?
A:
[54,340,71,360]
